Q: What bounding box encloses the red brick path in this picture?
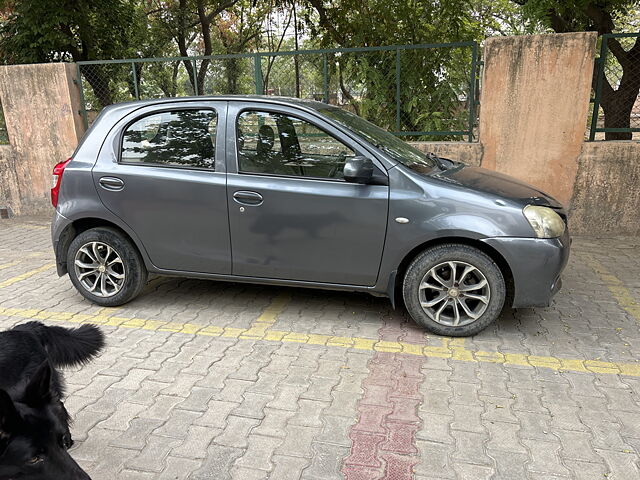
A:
[343,315,427,479]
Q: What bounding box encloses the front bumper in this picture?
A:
[481,229,571,308]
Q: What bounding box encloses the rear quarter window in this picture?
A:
[121,109,217,169]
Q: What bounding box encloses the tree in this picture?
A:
[147,0,242,94]
[0,0,142,107]
[302,0,492,137]
[515,0,640,140]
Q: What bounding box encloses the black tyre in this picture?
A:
[402,244,506,337]
[67,227,147,307]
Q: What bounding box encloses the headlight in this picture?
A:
[523,205,565,238]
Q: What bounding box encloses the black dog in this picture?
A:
[0,321,104,480]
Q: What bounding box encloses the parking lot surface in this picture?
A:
[1,216,640,480]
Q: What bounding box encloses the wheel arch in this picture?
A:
[56,217,148,275]
[390,236,515,310]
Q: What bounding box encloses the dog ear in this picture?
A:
[0,389,20,454]
[23,361,53,407]
[0,389,20,430]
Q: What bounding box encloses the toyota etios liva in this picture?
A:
[51,96,570,336]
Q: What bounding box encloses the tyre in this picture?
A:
[67,227,147,307]
[402,244,506,337]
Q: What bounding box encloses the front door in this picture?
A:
[226,104,388,286]
[93,103,231,274]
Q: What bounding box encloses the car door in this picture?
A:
[93,101,231,274]
[225,102,389,286]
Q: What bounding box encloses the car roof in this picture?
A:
[102,95,332,114]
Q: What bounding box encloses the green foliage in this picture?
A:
[0,0,141,63]
[517,0,636,33]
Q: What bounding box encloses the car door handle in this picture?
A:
[99,177,125,191]
[233,190,263,206]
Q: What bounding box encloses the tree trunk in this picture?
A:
[601,98,633,140]
[598,49,640,141]
[82,64,114,107]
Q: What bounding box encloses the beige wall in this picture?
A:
[570,142,640,235]
[411,142,483,166]
[479,32,597,205]
[0,145,19,215]
[0,63,84,215]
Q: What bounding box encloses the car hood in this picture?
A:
[430,163,564,209]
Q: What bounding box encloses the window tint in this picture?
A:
[122,110,217,169]
[237,110,354,179]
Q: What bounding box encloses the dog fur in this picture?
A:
[0,321,104,479]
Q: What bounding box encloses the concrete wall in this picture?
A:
[0,63,84,215]
[479,32,597,205]
[411,142,483,166]
[570,142,640,235]
[0,145,19,216]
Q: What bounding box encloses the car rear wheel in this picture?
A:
[67,227,147,307]
[403,244,506,336]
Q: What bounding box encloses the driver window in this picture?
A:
[236,110,355,179]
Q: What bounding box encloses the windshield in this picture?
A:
[315,105,436,172]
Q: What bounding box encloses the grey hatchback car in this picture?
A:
[51,96,570,336]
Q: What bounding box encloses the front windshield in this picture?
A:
[316,105,436,172]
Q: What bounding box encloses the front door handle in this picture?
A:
[233,190,263,206]
[99,176,125,191]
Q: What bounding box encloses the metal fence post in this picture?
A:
[191,59,199,95]
[395,48,401,132]
[589,36,608,141]
[323,53,329,103]
[131,61,140,100]
[254,53,263,94]
[467,42,479,143]
[76,63,89,130]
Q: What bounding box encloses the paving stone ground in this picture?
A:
[1,216,640,479]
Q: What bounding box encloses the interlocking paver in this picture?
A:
[1,217,640,479]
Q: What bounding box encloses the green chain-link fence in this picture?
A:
[77,42,480,141]
[589,33,640,141]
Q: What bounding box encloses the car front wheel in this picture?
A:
[67,227,147,307]
[402,244,506,336]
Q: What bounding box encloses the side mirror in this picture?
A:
[343,156,374,184]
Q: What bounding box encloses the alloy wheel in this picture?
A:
[74,241,125,298]
[418,260,490,327]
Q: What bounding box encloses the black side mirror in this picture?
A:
[343,156,374,184]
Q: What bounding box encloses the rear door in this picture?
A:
[225,102,389,286]
[93,101,231,274]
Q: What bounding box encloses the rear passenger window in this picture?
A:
[121,110,217,169]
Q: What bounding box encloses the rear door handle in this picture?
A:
[233,190,263,206]
[99,177,125,191]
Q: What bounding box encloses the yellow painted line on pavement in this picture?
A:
[0,263,55,289]
[584,254,640,323]
[0,261,21,271]
[1,305,639,377]
[240,292,291,339]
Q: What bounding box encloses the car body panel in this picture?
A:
[90,101,232,274]
[482,229,571,307]
[433,164,563,209]
[52,95,571,312]
[224,101,389,285]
